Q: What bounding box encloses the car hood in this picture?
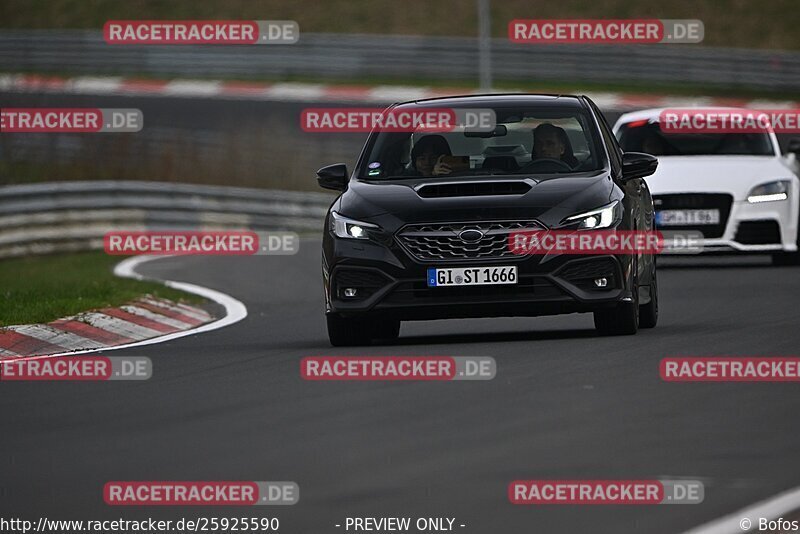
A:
[335,172,615,230]
[645,156,794,201]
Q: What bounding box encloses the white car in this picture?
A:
[613,108,800,265]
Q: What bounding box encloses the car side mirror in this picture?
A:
[622,152,658,181]
[317,163,348,191]
[786,138,800,156]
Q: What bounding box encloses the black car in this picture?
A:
[318,94,659,346]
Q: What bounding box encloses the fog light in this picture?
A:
[343,288,358,297]
[594,278,608,288]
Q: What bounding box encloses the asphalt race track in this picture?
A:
[2,240,800,533]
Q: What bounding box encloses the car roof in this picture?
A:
[393,93,587,109]
[613,106,781,154]
[615,106,761,126]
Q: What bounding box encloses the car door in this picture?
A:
[586,97,655,293]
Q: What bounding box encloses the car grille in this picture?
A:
[396,220,545,262]
[653,193,733,238]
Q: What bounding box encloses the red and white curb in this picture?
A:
[0,73,796,110]
[0,296,211,358]
[0,255,248,360]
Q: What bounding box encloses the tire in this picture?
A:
[773,213,800,266]
[594,258,639,336]
[772,251,800,266]
[372,318,401,341]
[326,314,400,347]
[639,264,658,329]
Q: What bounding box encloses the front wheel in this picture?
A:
[594,300,639,335]
[326,314,400,347]
[639,265,658,329]
[594,258,639,335]
[772,251,800,266]
[773,213,800,266]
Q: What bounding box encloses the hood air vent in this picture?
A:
[417,181,531,199]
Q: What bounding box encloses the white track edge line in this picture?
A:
[684,485,800,534]
[8,255,247,361]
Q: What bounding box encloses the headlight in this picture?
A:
[329,211,379,239]
[563,201,621,230]
[747,180,790,203]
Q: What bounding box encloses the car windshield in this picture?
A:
[358,106,605,179]
[617,121,774,156]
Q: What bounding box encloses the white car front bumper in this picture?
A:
[661,195,798,254]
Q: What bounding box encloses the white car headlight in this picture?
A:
[330,211,379,239]
[747,180,790,203]
[563,201,621,230]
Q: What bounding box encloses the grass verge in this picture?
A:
[0,251,205,327]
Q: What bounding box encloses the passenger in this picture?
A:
[532,123,579,168]
[406,134,453,176]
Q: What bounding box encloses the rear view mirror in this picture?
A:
[622,152,658,181]
[464,125,507,138]
[316,163,348,191]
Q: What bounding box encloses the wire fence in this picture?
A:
[1,30,799,90]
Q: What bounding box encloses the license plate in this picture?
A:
[656,209,720,226]
[427,266,518,287]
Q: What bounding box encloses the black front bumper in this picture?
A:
[324,237,632,321]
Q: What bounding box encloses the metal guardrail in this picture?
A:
[0,181,334,258]
[1,30,799,91]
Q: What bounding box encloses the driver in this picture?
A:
[532,123,579,168]
[405,134,453,177]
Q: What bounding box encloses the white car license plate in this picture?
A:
[427,266,518,287]
[657,209,720,226]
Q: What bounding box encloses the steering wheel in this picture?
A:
[518,158,573,173]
